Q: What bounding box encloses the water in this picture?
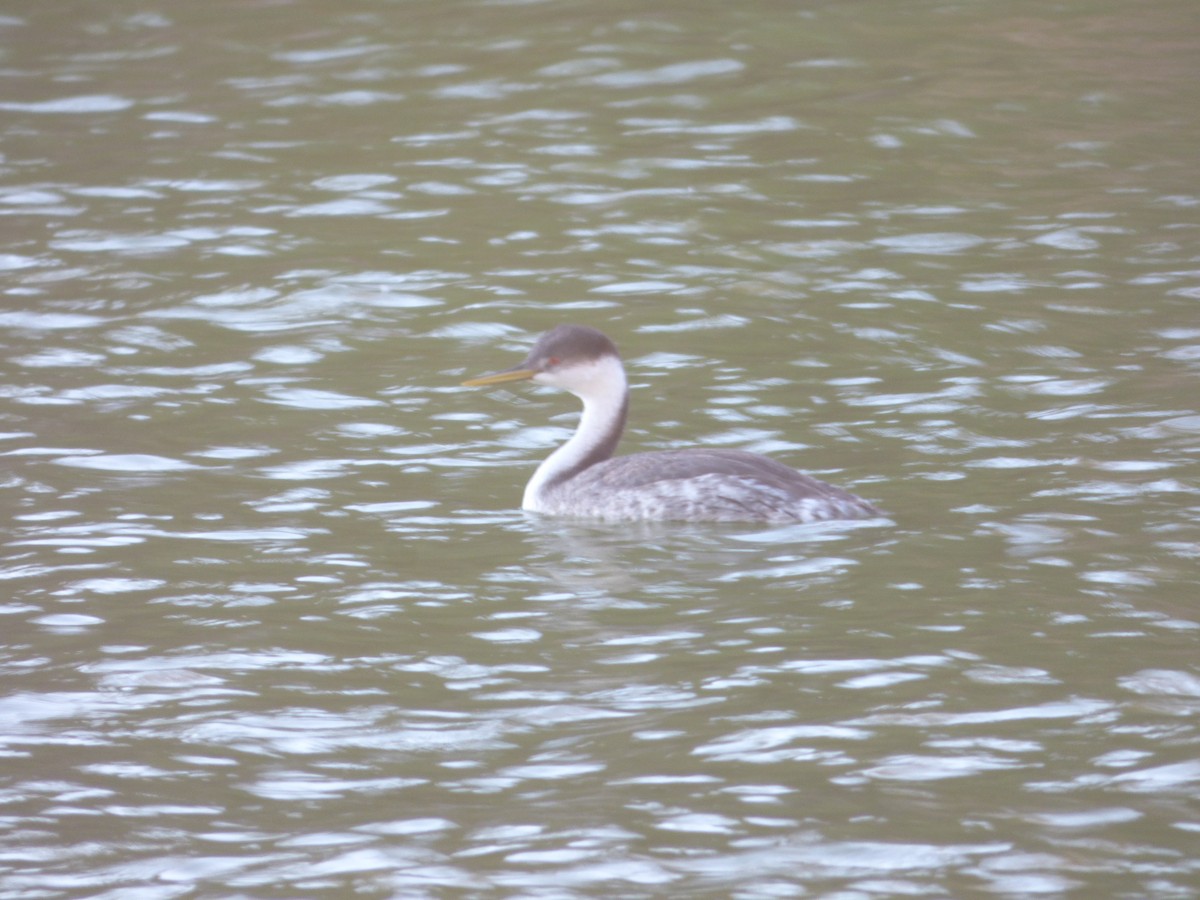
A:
[3,0,1199,896]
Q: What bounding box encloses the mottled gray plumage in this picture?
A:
[538,448,879,523]
[463,325,881,524]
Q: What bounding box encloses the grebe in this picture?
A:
[462,325,881,523]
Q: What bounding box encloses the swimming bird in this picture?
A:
[462,325,881,523]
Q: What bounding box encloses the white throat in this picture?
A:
[522,355,628,511]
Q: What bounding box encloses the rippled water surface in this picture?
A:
[3,0,1199,896]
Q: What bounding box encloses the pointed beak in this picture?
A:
[461,364,538,387]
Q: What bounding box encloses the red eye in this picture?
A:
[547,356,560,367]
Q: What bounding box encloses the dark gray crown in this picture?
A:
[525,325,621,370]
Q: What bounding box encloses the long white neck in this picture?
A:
[522,355,628,511]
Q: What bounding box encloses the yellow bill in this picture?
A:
[461,367,538,387]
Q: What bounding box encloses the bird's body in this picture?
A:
[462,325,880,524]
[528,447,878,523]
